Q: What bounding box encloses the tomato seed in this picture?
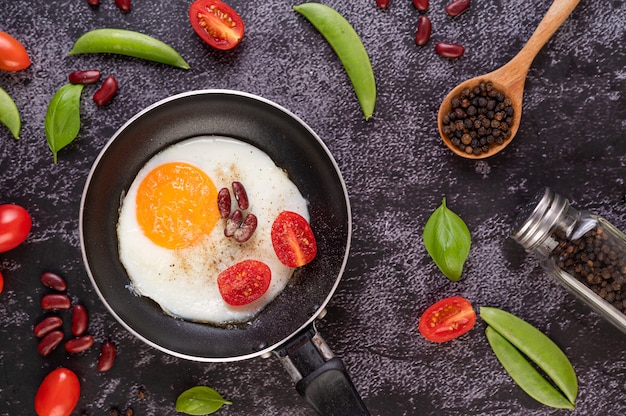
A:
[413,0,429,11]
[445,0,471,16]
[71,304,89,336]
[376,0,390,8]
[38,330,64,356]
[40,272,67,291]
[97,341,117,372]
[65,335,94,353]
[115,0,131,12]
[217,187,231,219]
[93,75,118,106]
[234,213,258,243]
[41,293,71,310]
[69,69,101,85]
[435,42,465,58]
[232,181,249,210]
[34,316,63,338]
[415,16,432,46]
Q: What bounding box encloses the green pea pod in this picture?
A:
[45,83,84,164]
[480,307,577,408]
[69,28,190,70]
[0,87,20,140]
[293,2,376,120]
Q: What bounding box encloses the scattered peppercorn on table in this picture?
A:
[1,0,625,415]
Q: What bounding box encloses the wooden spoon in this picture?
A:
[437,0,581,159]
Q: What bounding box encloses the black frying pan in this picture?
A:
[79,90,369,415]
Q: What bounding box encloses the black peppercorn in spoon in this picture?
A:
[437,0,581,159]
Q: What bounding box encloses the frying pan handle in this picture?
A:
[276,324,370,416]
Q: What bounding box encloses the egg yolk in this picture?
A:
[136,162,219,249]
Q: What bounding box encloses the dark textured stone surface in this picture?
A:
[1,0,625,415]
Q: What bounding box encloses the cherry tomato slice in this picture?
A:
[217,260,271,306]
[271,211,317,268]
[418,296,476,343]
[0,32,30,72]
[189,0,244,51]
[0,204,32,253]
[34,368,80,416]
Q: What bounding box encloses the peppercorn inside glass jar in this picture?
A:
[512,188,626,334]
[440,81,514,156]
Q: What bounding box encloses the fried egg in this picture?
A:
[117,136,309,324]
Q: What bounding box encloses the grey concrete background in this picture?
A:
[0,0,625,415]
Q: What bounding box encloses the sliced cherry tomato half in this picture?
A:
[189,0,244,51]
[0,204,32,253]
[271,211,317,268]
[217,259,271,306]
[418,296,476,343]
[0,32,30,72]
[34,367,80,416]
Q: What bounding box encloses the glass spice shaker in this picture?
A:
[512,187,626,334]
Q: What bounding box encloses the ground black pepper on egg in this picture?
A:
[441,81,514,155]
[552,226,626,315]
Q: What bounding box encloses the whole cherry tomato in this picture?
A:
[271,211,317,268]
[217,259,271,306]
[0,204,32,253]
[34,368,80,416]
[189,0,244,50]
[0,271,4,294]
[0,32,30,71]
[418,296,476,343]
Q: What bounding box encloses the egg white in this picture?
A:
[117,136,309,324]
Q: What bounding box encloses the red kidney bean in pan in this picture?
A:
[38,330,64,356]
[217,188,232,219]
[232,181,249,210]
[435,42,465,58]
[413,0,429,11]
[93,75,118,106]
[71,304,88,336]
[97,341,117,372]
[34,316,64,338]
[225,210,243,237]
[69,69,101,85]
[65,335,95,354]
[415,16,432,46]
[86,0,100,6]
[445,0,471,16]
[41,294,71,311]
[40,272,67,292]
[376,0,390,8]
[234,213,258,243]
[115,0,131,12]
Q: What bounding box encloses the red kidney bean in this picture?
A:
[415,16,432,46]
[413,0,429,11]
[69,69,101,85]
[34,316,63,338]
[41,294,71,311]
[115,0,131,12]
[217,188,231,219]
[65,335,94,353]
[87,0,100,6]
[40,272,67,292]
[38,330,64,356]
[445,0,471,16]
[93,75,118,106]
[435,42,465,58]
[71,304,88,336]
[225,210,243,237]
[232,181,249,210]
[376,0,390,8]
[234,214,258,243]
[97,341,117,372]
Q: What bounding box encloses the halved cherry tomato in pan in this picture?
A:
[189,0,244,51]
[0,204,32,253]
[217,259,271,306]
[0,32,30,72]
[34,367,80,416]
[271,211,317,268]
[418,296,476,343]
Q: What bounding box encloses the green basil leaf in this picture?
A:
[423,197,471,281]
[45,83,84,163]
[0,87,21,140]
[175,386,232,415]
